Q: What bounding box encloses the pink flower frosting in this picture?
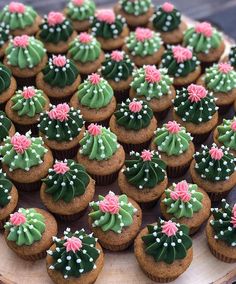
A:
[209,147,224,160]
[52,55,67,67]
[218,63,233,74]
[195,22,213,37]
[72,0,84,6]
[170,180,191,202]
[135,27,153,42]
[162,2,174,13]
[8,2,25,13]
[53,161,69,174]
[187,84,207,103]
[162,220,178,237]
[88,123,102,136]
[172,45,192,63]
[111,50,124,62]
[64,236,82,253]
[129,100,142,113]
[141,150,153,161]
[99,192,120,214]
[79,32,92,44]
[97,10,115,24]
[166,121,181,134]
[231,204,236,228]
[11,134,31,154]
[145,65,161,83]
[231,120,236,131]
[22,87,36,99]
[13,35,29,48]
[47,12,65,26]
[10,212,26,226]
[89,73,101,85]
[48,103,70,122]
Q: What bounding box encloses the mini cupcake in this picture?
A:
[0,131,53,191]
[64,0,96,32]
[67,32,104,76]
[118,150,167,204]
[77,124,125,185]
[151,121,194,177]
[129,65,175,118]
[39,103,85,159]
[160,180,211,234]
[46,228,104,283]
[173,84,219,143]
[4,208,57,261]
[37,11,76,54]
[0,2,41,36]
[0,111,15,146]
[0,23,11,58]
[36,55,81,104]
[160,45,201,86]
[88,191,142,251]
[190,144,236,200]
[40,159,95,221]
[91,9,128,51]
[123,27,164,67]
[227,46,236,69]
[134,219,193,282]
[5,86,50,135]
[109,98,157,152]
[70,73,116,125]
[0,170,18,229]
[149,2,187,45]
[206,199,236,263]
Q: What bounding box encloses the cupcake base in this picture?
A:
[51,145,80,160]
[12,180,42,192]
[90,171,119,186]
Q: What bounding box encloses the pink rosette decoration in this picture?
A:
[79,32,92,44]
[64,236,82,253]
[129,100,142,113]
[99,192,120,214]
[72,0,84,6]
[53,161,70,174]
[96,10,115,24]
[231,120,236,132]
[195,22,213,37]
[172,46,192,63]
[162,2,174,13]
[187,84,207,103]
[231,204,236,228]
[111,50,124,62]
[89,73,101,85]
[166,121,181,134]
[218,63,233,74]
[22,87,36,99]
[13,35,29,48]
[145,65,161,83]
[135,28,153,42]
[8,2,25,13]
[11,134,32,154]
[162,220,178,237]
[48,103,70,122]
[88,123,102,136]
[47,12,65,26]
[209,146,224,160]
[170,180,191,202]
[52,55,67,67]
[141,150,153,161]
[10,212,26,226]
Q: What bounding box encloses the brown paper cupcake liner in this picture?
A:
[192,132,211,144]
[167,162,191,178]
[52,145,79,160]
[143,270,178,283]
[13,122,39,136]
[207,190,230,202]
[49,95,72,105]
[209,244,236,263]
[154,108,169,121]
[217,104,233,115]
[114,88,130,103]
[121,139,151,154]
[140,200,157,210]
[18,250,47,261]
[90,171,119,186]
[98,237,134,251]
[12,180,42,192]
[15,76,36,89]
[54,208,87,221]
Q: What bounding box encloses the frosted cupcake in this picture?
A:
[0,111,15,146]
[0,23,10,58]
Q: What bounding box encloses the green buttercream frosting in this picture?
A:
[0,170,13,208]
[142,219,192,264]
[119,0,152,16]
[0,22,10,48]
[210,199,236,247]
[66,0,96,21]
[229,46,236,69]
[217,118,236,151]
[47,228,100,278]
[123,150,166,189]
[89,192,137,233]
[0,111,12,143]
[0,63,12,94]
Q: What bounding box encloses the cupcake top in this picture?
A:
[160,45,200,77]
[0,63,12,94]
[142,219,192,264]
[0,170,13,209]
[42,159,90,203]
[217,118,236,151]
[204,63,236,93]
[11,86,47,118]
[0,132,48,171]
[163,180,203,219]
[173,84,218,124]
[153,121,192,156]
[0,22,10,48]
[119,0,152,16]
[114,98,153,130]
[4,208,46,246]
[91,10,126,39]
[125,27,162,57]
[228,46,236,69]
[194,144,236,182]
[101,50,135,82]
[0,111,12,143]
[76,73,113,109]
[39,12,74,43]
[152,2,182,32]
[123,150,166,189]
[68,32,102,63]
[131,65,173,100]
[79,124,119,161]
[184,21,222,54]
[0,2,38,31]
[6,35,46,69]
[47,228,100,279]
[39,103,84,142]
[89,191,137,233]
[210,199,236,247]
[66,0,96,21]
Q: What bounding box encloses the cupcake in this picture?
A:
[173,84,219,143]
[190,144,236,200]
[88,191,142,251]
[160,180,211,234]
[227,46,236,69]
[134,219,193,282]
[206,199,236,263]
[109,98,157,152]
[40,159,95,221]
[46,228,104,283]
[0,22,11,58]
[0,170,18,229]
[70,73,116,125]
[0,111,15,146]
[36,55,81,104]
[37,11,76,54]
[114,0,154,28]
[5,86,50,135]
[0,132,53,191]
[77,123,125,185]
[150,121,194,177]
[123,27,164,67]
[4,208,57,261]
[149,2,187,45]
[129,65,175,118]
[118,150,168,204]
[67,32,105,76]
[64,0,96,32]
[160,45,201,86]
[91,9,128,51]
[0,2,41,36]
[39,103,85,159]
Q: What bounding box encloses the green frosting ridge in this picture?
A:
[229,46,236,69]
[0,111,12,143]
[119,0,152,16]
[0,22,10,48]
[217,118,236,151]
[0,63,12,94]
[66,0,96,21]
[0,170,13,208]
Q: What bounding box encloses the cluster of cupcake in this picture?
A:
[0,0,235,283]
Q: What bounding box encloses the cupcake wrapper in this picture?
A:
[121,139,151,154]
[154,108,169,121]
[54,208,87,221]
[90,171,119,186]
[209,244,236,263]
[15,76,36,89]
[18,250,47,261]
[49,95,72,105]
[193,132,211,144]
[12,180,42,192]
[114,88,130,103]
[207,190,230,202]
[14,122,39,136]
[52,145,79,160]
[140,200,157,210]
[167,162,190,178]
[99,238,134,251]
[143,270,178,283]
[85,118,110,128]
[217,104,233,115]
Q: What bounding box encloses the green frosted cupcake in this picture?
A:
[0,111,15,146]
[0,22,11,57]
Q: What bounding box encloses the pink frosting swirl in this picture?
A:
[8,2,25,13]
[170,180,191,202]
[231,120,236,131]
[11,134,31,154]
[96,9,115,24]
[52,55,67,67]
[22,87,36,99]
[88,73,101,85]
[145,65,161,83]
[162,2,174,13]
[187,84,207,103]
[79,32,92,44]
[111,50,124,62]
[218,63,233,74]
[195,22,213,37]
[166,121,181,134]
[88,123,102,136]
[135,27,153,42]
[172,45,193,63]
[162,220,178,237]
[141,150,153,161]
[53,161,69,174]
[129,100,142,113]
[48,103,70,122]
[209,146,224,160]
[72,0,84,6]
[64,236,82,253]
[13,35,29,48]
[231,204,236,228]
[10,212,26,226]
[99,192,120,214]
[47,12,65,26]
